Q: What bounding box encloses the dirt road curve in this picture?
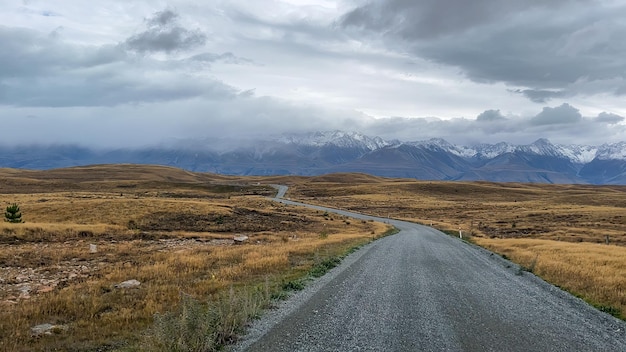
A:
[232,187,626,351]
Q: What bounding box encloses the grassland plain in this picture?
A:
[0,166,390,351]
[3,166,626,350]
[284,174,626,319]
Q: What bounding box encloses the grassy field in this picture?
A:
[282,174,626,318]
[3,166,626,351]
[286,175,626,245]
[475,238,626,318]
[0,166,390,351]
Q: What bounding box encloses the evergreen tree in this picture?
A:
[5,203,23,223]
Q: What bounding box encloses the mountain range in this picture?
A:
[2,131,626,184]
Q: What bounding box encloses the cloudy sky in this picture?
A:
[1,0,625,148]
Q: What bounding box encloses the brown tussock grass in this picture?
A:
[2,226,387,351]
[475,238,626,318]
[0,166,391,351]
[284,176,626,321]
[286,179,626,245]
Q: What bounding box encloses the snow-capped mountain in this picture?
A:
[274,132,625,165]
[557,144,599,164]
[1,131,625,184]
[408,137,609,165]
[277,131,391,150]
[596,142,626,161]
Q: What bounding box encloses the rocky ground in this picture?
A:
[0,238,236,306]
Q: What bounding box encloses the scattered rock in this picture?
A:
[31,324,54,336]
[1,238,243,302]
[17,285,31,295]
[89,244,98,253]
[15,274,29,283]
[234,235,249,244]
[114,279,141,289]
[31,323,68,336]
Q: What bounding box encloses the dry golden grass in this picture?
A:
[5,166,626,350]
[475,238,626,318]
[286,179,626,245]
[0,166,391,351]
[283,176,626,320]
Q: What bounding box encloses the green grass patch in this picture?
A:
[596,305,622,319]
[309,257,342,278]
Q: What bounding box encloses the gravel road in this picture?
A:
[232,187,626,351]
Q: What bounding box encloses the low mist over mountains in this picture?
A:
[2,131,626,184]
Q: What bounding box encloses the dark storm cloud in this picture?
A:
[125,9,206,53]
[341,0,535,39]
[340,0,626,101]
[529,104,583,126]
[476,109,506,122]
[595,112,625,124]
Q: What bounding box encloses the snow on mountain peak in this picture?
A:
[275,131,625,162]
[557,144,598,164]
[278,131,390,150]
[402,137,616,163]
[462,142,516,159]
[522,138,561,156]
[596,142,626,160]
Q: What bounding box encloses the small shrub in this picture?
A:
[5,203,23,223]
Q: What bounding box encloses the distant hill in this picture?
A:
[0,164,234,194]
[1,131,625,184]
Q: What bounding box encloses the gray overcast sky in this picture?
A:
[1,0,625,148]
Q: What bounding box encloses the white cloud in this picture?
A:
[0,0,624,150]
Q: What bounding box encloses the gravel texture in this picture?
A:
[230,191,626,352]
